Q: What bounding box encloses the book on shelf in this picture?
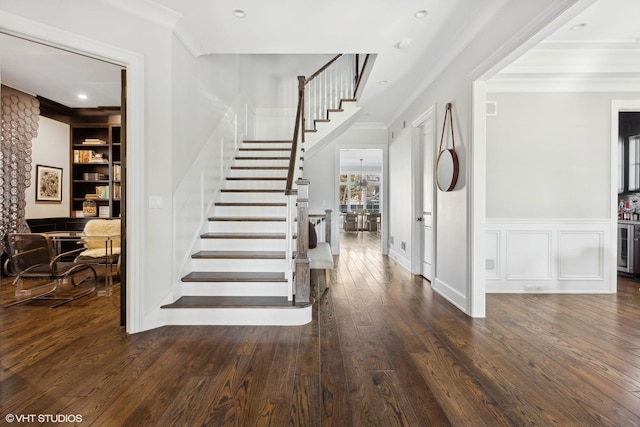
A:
[98,206,110,218]
[113,183,121,199]
[95,185,109,199]
[113,164,121,181]
[74,149,107,163]
[82,138,107,145]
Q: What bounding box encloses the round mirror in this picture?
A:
[435,148,459,192]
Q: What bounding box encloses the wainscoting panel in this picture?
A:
[558,230,604,280]
[506,230,552,280]
[486,219,612,293]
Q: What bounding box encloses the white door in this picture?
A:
[421,120,435,281]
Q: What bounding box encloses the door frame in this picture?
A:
[411,106,436,277]
[611,100,640,292]
[0,12,146,333]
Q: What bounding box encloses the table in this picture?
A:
[45,230,120,296]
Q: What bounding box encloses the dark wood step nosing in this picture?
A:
[161,296,311,309]
[226,177,287,181]
[192,251,286,259]
[239,148,292,152]
[230,166,288,170]
[235,157,290,160]
[215,202,287,207]
[220,189,284,193]
[180,271,287,282]
[207,217,286,222]
[242,140,293,143]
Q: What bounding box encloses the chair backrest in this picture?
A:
[82,219,121,250]
[4,233,54,275]
[345,213,357,222]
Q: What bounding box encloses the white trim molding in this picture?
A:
[486,218,613,293]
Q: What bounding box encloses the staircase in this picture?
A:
[161,54,373,326]
[162,140,312,326]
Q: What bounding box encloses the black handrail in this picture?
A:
[285,53,371,193]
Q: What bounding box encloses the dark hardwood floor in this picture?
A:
[2,231,640,426]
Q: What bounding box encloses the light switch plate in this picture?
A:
[148,196,163,209]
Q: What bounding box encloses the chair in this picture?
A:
[2,233,97,308]
[366,213,381,232]
[343,213,358,232]
[74,219,121,280]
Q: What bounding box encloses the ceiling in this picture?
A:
[0,0,638,119]
[489,0,640,92]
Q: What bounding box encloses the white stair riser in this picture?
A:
[211,206,287,217]
[191,258,287,272]
[225,180,285,190]
[237,151,291,158]
[207,221,286,233]
[201,238,286,251]
[233,159,289,167]
[217,192,286,203]
[242,143,292,150]
[181,281,289,297]
[163,307,311,326]
[228,169,287,178]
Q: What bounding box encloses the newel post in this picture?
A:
[295,179,311,303]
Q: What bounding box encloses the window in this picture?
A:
[629,136,640,192]
[339,172,381,213]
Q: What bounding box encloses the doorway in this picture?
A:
[411,106,436,281]
[0,32,127,326]
[338,149,383,246]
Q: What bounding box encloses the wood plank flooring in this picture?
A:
[2,231,640,426]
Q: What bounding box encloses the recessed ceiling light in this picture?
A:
[395,38,412,49]
[414,10,428,19]
[233,9,246,18]
[571,23,587,30]
[77,93,88,100]
[379,80,388,85]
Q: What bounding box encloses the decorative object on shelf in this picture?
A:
[82,198,97,217]
[35,164,63,202]
[435,102,459,192]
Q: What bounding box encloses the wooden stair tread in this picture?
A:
[192,250,285,259]
[161,295,309,309]
[220,189,283,193]
[230,166,288,170]
[226,177,286,181]
[235,156,290,160]
[239,148,291,151]
[242,140,292,143]
[181,271,287,282]
[215,202,286,207]
[200,232,286,239]
[208,217,286,222]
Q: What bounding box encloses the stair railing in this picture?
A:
[285,53,370,302]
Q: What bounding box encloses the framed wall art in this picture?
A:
[36,164,63,202]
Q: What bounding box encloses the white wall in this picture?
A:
[26,116,70,219]
[387,129,413,269]
[486,92,638,219]
[171,43,256,297]
[485,91,640,293]
[385,0,578,315]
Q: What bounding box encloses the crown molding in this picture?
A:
[99,0,181,30]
